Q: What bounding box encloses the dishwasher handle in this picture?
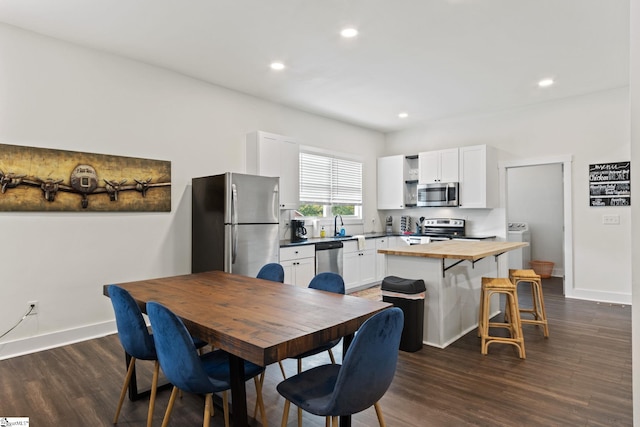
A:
[315,241,344,251]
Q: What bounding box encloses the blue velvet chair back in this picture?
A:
[329,307,403,414]
[108,285,156,360]
[309,272,345,295]
[257,263,285,283]
[146,301,224,395]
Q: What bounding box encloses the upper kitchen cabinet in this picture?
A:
[418,148,459,184]
[458,145,498,209]
[246,131,300,209]
[377,154,418,209]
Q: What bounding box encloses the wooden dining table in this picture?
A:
[104,270,391,427]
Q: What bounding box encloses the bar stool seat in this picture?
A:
[509,269,550,337]
[478,277,526,358]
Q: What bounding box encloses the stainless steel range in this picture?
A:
[400,218,466,245]
[418,218,466,240]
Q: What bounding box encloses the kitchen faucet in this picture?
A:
[334,214,343,236]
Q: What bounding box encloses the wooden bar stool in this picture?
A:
[509,269,550,337]
[478,277,526,358]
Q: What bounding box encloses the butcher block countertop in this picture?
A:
[378,240,528,261]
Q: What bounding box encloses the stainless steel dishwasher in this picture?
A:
[315,241,344,276]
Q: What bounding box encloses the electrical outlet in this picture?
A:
[602,214,620,225]
[27,300,38,315]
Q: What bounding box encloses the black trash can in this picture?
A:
[381,276,426,352]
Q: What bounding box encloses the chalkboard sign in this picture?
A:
[589,161,630,207]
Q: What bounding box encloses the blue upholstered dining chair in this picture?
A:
[256,262,285,283]
[277,307,404,427]
[278,271,346,426]
[146,301,268,427]
[302,272,346,363]
[254,262,287,402]
[108,284,162,427]
[108,285,206,427]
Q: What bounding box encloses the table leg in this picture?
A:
[339,334,355,427]
[228,354,248,427]
[125,352,171,401]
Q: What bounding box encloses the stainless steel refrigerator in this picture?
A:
[192,172,280,277]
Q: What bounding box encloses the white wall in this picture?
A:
[507,164,564,275]
[0,24,384,358]
[385,87,631,304]
[629,0,639,423]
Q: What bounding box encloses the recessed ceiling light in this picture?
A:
[398,112,409,119]
[270,62,285,70]
[340,28,359,38]
[538,78,554,87]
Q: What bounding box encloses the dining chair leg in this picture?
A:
[278,361,287,379]
[222,390,230,427]
[296,358,303,427]
[281,399,290,427]
[374,402,386,427]
[325,416,330,427]
[331,416,339,427]
[146,360,160,427]
[204,393,213,427]
[253,370,267,420]
[161,386,180,427]
[327,349,336,364]
[113,356,136,424]
[253,376,268,427]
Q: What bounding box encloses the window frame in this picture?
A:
[298,147,363,219]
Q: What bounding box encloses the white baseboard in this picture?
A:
[0,320,117,361]
[565,288,631,306]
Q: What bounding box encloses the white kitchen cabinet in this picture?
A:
[375,236,398,281]
[246,131,300,209]
[458,145,498,209]
[343,239,376,291]
[418,148,459,184]
[377,154,418,209]
[280,245,315,287]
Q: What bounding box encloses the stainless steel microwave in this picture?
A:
[417,182,459,207]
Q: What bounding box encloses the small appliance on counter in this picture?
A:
[385,216,393,234]
[291,219,308,242]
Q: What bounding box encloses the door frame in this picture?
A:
[499,155,573,296]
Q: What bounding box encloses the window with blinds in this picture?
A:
[298,151,362,217]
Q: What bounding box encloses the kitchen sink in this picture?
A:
[333,235,353,239]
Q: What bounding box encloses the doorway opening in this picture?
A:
[500,156,573,296]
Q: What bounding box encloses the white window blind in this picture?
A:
[299,152,362,205]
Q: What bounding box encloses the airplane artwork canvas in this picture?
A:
[0,144,171,212]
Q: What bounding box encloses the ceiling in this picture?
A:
[0,0,630,132]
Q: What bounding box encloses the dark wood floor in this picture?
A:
[0,278,632,426]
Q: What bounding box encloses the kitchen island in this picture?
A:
[378,240,528,349]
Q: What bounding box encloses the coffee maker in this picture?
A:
[291,219,307,242]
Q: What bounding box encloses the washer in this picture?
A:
[507,222,531,270]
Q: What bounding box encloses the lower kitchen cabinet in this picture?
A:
[343,240,376,292]
[280,245,315,287]
[375,236,402,281]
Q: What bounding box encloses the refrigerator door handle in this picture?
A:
[231,183,238,264]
